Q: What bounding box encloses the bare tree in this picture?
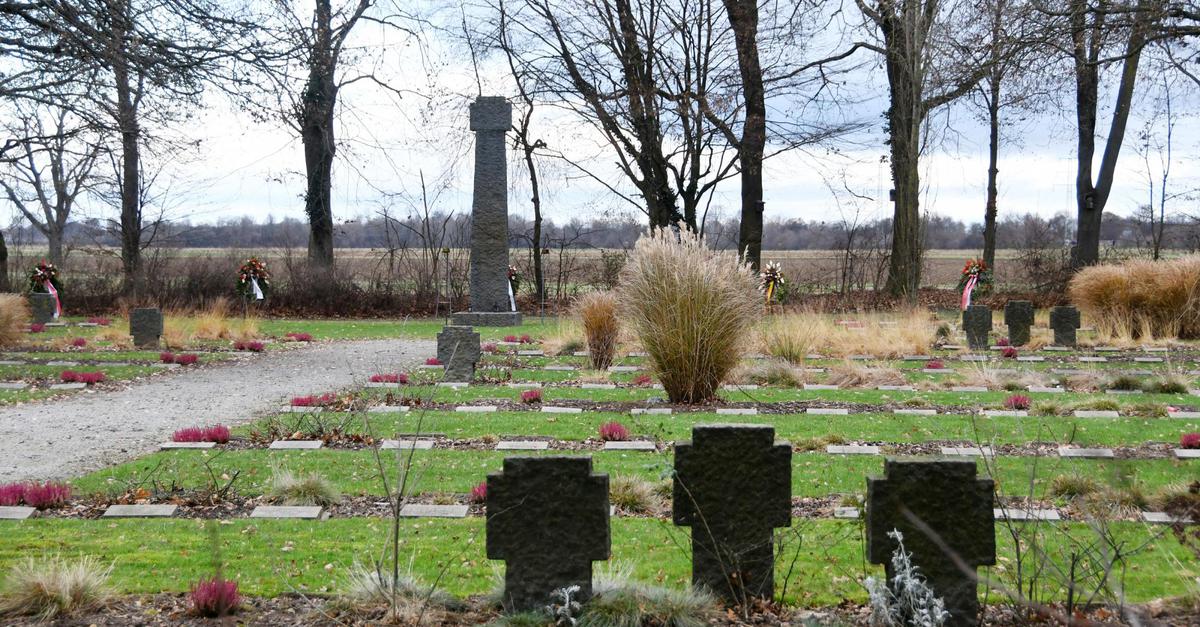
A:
[855,0,988,300]
[1,106,103,266]
[498,0,741,230]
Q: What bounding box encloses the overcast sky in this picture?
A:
[48,4,1200,233]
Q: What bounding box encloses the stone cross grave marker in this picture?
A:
[962,305,992,351]
[1050,305,1080,347]
[487,456,609,613]
[867,458,995,627]
[1003,300,1033,346]
[130,307,163,348]
[436,325,481,383]
[28,293,56,324]
[674,424,791,602]
[452,96,521,327]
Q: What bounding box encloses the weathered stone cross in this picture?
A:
[867,458,995,627]
[486,456,610,613]
[673,424,791,602]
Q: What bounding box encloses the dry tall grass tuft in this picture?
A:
[760,309,935,359]
[1069,256,1200,340]
[618,230,759,403]
[163,298,261,348]
[576,292,620,371]
[0,556,110,620]
[0,295,28,348]
[542,319,585,357]
[826,361,906,388]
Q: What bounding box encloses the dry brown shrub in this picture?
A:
[1069,256,1200,340]
[575,291,620,370]
[0,295,29,348]
[618,230,759,403]
[760,309,936,359]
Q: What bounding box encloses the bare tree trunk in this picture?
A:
[1070,0,1147,269]
[881,26,923,301]
[522,141,545,303]
[723,0,766,270]
[982,75,1001,269]
[302,0,337,268]
[113,3,143,293]
[0,231,10,293]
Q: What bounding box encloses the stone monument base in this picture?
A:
[451,311,522,327]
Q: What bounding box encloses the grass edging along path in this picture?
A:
[0,518,1191,605]
[71,448,1193,500]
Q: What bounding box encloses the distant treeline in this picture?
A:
[9,209,1199,252]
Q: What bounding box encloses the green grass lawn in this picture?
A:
[0,518,1192,605]
[70,448,1196,503]
[244,408,1200,448]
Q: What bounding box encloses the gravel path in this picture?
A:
[0,338,434,482]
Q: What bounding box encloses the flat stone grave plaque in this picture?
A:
[0,360,24,365]
[284,406,319,413]
[251,506,323,519]
[902,355,928,361]
[608,366,640,372]
[1170,411,1200,418]
[496,441,550,450]
[1073,410,1119,418]
[984,410,1027,417]
[722,384,759,390]
[0,506,36,520]
[627,351,648,357]
[368,405,410,413]
[716,407,757,415]
[364,382,401,389]
[1050,369,1086,375]
[849,354,872,360]
[1043,346,1070,352]
[1106,389,1143,395]
[150,363,180,369]
[894,408,936,415]
[497,341,519,347]
[952,386,988,392]
[941,446,994,457]
[807,407,848,415]
[878,385,914,391]
[960,355,989,362]
[545,365,576,371]
[507,382,541,388]
[1016,356,1045,362]
[0,382,28,390]
[77,322,98,327]
[400,504,469,518]
[922,368,953,374]
[827,444,879,455]
[805,353,825,360]
[47,360,79,366]
[160,441,216,450]
[541,406,581,414]
[803,383,838,390]
[1175,449,1200,459]
[1058,447,1114,459]
[995,508,1060,521]
[1124,369,1156,376]
[49,383,86,390]
[269,440,322,450]
[1028,386,1064,393]
[804,368,826,374]
[1134,357,1164,363]
[102,504,178,518]
[381,440,436,450]
[572,351,590,357]
[833,507,860,519]
[517,350,544,356]
[1078,356,1107,362]
[1142,512,1193,524]
[581,383,615,389]
[436,382,469,389]
[1095,346,1120,352]
[602,441,656,451]
[941,345,963,350]
[455,405,497,412]
[418,364,442,370]
[631,408,671,415]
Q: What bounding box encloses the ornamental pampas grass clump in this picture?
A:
[617,230,758,404]
[575,292,620,371]
[1069,256,1200,340]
